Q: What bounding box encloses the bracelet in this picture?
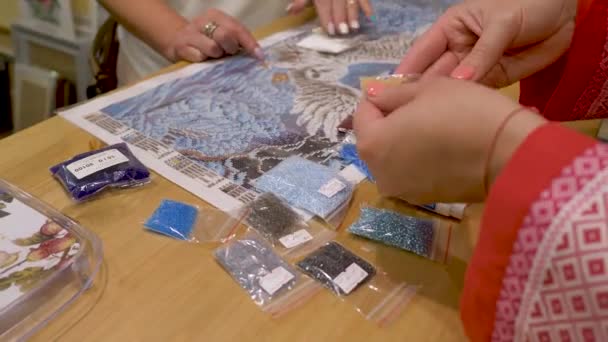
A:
[483,106,534,195]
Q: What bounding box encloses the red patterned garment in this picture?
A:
[520,0,608,121]
[461,123,608,341]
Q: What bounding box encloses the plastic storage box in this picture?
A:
[0,179,103,340]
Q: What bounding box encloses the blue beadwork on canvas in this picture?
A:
[145,200,198,240]
[96,0,455,191]
[348,207,436,258]
[255,156,353,219]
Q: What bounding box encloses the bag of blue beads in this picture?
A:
[254,156,354,228]
[348,204,454,264]
[50,143,151,201]
[144,199,248,243]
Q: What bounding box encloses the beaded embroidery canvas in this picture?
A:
[59,0,450,212]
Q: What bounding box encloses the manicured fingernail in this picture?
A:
[285,2,293,12]
[350,20,360,30]
[327,23,336,35]
[366,82,385,97]
[338,22,349,35]
[369,15,377,22]
[450,66,475,80]
[253,47,265,61]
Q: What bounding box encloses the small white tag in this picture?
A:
[318,178,346,198]
[333,263,368,294]
[279,229,313,248]
[296,33,354,54]
[66,149,129,179]
[259,267,295,295]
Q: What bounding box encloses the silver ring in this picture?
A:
[202,21,219,39]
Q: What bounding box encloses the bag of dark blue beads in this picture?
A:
[213,230,322,317]
[347,202,454,264]
[50,143,151,202]
[254,156,355,229]
[295,240,418,327]
[244,192,336,259]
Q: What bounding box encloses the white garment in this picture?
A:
[117,0,287,85]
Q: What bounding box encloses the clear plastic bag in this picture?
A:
[348,205,453,264]
[214,231,321,317]
[144,199,246,243]
[254,156,354,226]
[296,241,417,327]
[50,143,151,201]
[245,193,336,258]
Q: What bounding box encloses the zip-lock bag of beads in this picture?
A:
[50,143,151,201]
[348,204,454,264]
[245,193,336,258]
[296,241,417,326]
[144,199,247,243]
[254,156,354,228]
[214,231,321,317]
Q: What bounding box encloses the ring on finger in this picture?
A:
[202,21,219,39]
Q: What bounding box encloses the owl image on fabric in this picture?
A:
[99,1,443,188]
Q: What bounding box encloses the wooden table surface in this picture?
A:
[0,11,601,342]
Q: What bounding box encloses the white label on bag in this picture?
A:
[318,178,346,198]
[333,263,368,294]
[67,149,129,179]
[279,229,313,248]
[259,267,295,295]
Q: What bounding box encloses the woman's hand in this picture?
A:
[288,0,373,35]
[165,8,263,63]
[353,78,546,203]
[395,0,577,88]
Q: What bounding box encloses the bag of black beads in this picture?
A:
[254,156,355,229]
[50,143,151,201]
[214,231,322,317]
[296,241,418,327]
[347,203,454,264]
[245,193,336,258]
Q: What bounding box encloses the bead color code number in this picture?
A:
[333,263,368,294]
[67,149,129,179]
[259,267,295,295]
[279,229,313,249]
[318,178,346,198]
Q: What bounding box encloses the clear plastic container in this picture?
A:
[0,179,103,340]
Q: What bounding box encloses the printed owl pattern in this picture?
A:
[100,0,449,189]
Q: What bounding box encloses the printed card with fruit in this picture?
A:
[0,192,80,310]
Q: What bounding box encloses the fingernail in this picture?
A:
[338,22,349,35]
[350,20,360,30]
[253,47,265,61]
[327,23,336,35]
[450,66,475,80]
[369,15,377,22]
[285,2,293,12]
[366,82,385,97]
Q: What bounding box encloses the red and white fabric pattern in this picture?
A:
[492,144,608,341]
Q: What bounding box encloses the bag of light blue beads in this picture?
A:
[347,202,454,264]
[144,199,248,243]
[254,156,354,228]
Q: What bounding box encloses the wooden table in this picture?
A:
[0,12,601,342]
